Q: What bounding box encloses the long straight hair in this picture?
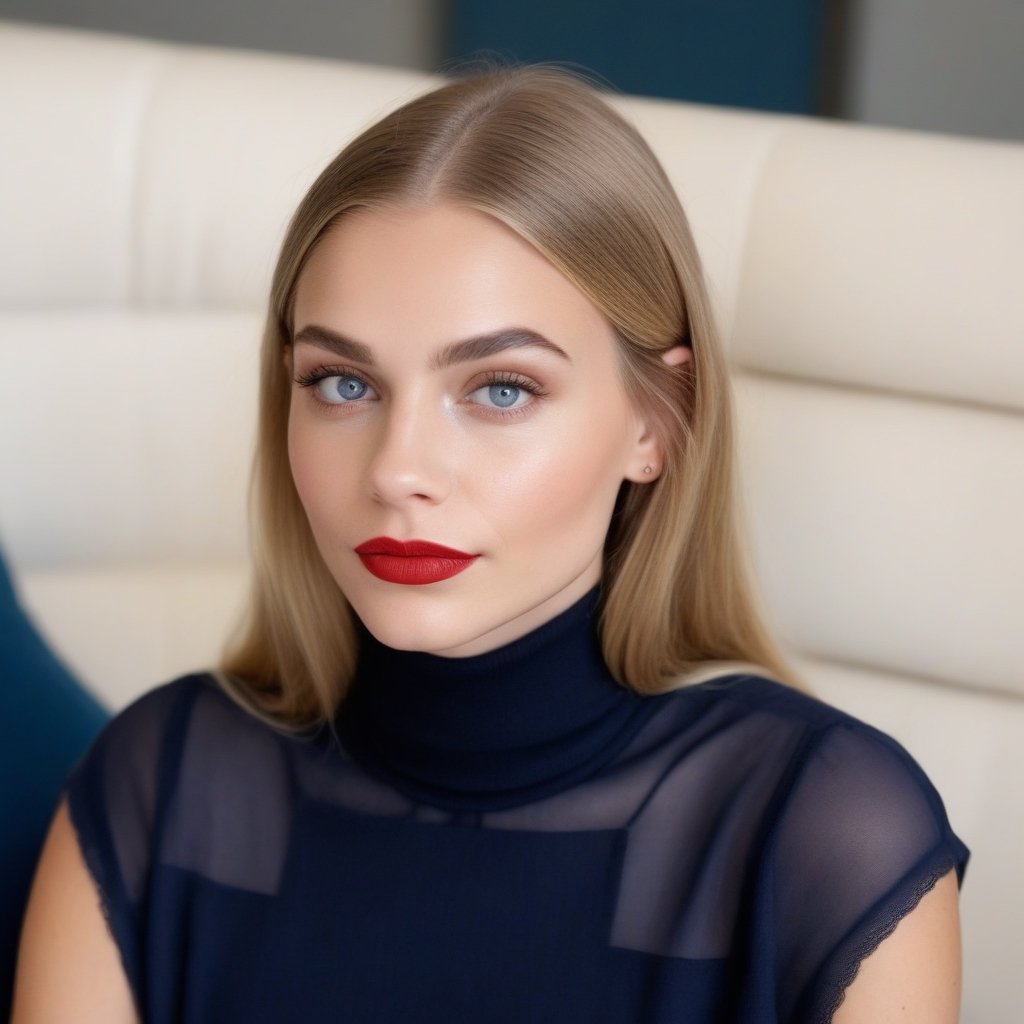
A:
[219,63,794,731]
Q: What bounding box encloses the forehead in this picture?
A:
[291,203,616,354]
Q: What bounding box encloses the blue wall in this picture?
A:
[446,0,830,113]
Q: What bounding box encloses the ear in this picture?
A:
[623,345,692,484]
[661,344,691,369]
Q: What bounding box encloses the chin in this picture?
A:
[336,563,599,658]
[358,608,492,657]
[342,587,487,656]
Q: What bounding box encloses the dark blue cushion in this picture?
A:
[0,546,109,1018]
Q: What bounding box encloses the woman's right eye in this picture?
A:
[295,370,377,406]
[317,375,373,404]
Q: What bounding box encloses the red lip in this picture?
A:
[354,537,479,585]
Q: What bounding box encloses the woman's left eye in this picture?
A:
[466,378,539,412]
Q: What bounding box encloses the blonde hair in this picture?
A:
[219,62,794,732]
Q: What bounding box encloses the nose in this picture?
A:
[367,395,452,507]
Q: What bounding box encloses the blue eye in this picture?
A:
[488,384,522,408]
[316,375,371,404]
[467,377,537,412]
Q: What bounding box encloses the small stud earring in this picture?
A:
[643,465,653,475]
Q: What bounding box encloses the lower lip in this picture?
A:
[357,553,479,585]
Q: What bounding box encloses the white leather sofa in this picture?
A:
[1,19,1020,1022]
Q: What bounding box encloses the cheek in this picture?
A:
[485,413,629,542]
[286,416,313,507]
[287,416,347,521]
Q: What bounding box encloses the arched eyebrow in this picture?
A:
[431,328,571,368]
[293,325,373,363]
[292,325,571,367]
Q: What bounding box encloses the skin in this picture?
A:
[834,869,962,1022]
[13,802,961,1023]
[12,200,962,1023]
[13,799,140,1022]
[287,201,668,657]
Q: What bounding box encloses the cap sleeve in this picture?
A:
[60,677,196,1006]
[771,720,969,1024]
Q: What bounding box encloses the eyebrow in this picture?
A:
[292,324,571,368]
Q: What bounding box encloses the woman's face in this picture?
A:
[288,202,661,657]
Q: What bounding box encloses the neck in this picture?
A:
[336,588,662,811]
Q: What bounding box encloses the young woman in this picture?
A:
[15,64,967,1023]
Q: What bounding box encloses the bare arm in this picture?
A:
[832,868,962,1023]
[12,796,139,1023]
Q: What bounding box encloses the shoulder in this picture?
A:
[643,672,968,880]
[66,672,303,898]
[64,673,213,807]
[644,671,881,782]
[667,671,934,776]
[710,675,957,834]
[700,673,962,837]
[62,674,231,860]
[83,671,293,761]
[682,671,861,731]
[89,670,311,794]
[655,675,968,1020]
[65,671,301,842]
[86,672,215,748]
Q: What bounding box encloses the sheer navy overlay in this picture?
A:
[63,589,968,1023]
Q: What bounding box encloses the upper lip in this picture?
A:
[354,537,478,559]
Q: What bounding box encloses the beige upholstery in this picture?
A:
[1,20,1020,1022]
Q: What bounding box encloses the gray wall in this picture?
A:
[1,0,1022,141]
[0,0,444,71]
[844,0,1024,141]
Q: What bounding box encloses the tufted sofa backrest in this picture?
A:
[0,20,1021,1021]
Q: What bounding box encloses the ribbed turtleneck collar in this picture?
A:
[335,588,661,812]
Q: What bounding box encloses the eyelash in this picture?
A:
[293,363,359,393]
[292,365,548,419]
[471,370,547,419]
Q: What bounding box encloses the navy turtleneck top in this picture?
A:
[63,589,968,1023]
[338,588,665,811]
